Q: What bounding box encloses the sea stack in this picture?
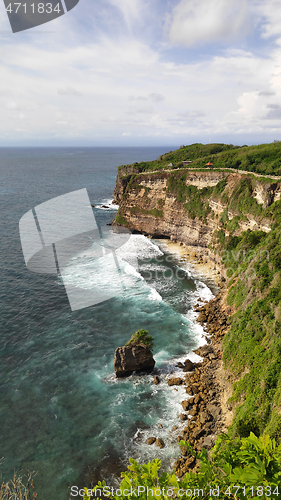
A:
[114,330,155,377]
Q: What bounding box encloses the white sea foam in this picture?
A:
[95,199,119,210]
[116,234,163,261]
[148,287,162,302]
[123,261,144,280]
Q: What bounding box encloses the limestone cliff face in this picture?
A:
[113,167,279,247]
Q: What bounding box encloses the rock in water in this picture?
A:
[155,438,164,449]
[167,377,183,386]
[146,437,156,445]
[114,345,155,377]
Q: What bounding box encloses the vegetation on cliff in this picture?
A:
[212,215,281,439]
[118,141,281,177]
[114,144,281,441]
[111,142,281,488]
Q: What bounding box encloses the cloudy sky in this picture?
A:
[0,0,281,146]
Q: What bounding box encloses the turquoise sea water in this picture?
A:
[0,147,216,499]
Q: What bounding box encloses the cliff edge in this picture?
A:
[113,145,281,443]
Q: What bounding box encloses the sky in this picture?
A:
[0,0,281,147]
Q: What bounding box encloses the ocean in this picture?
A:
[0,147,216,499]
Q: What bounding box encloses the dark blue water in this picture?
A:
[0,147,214,499]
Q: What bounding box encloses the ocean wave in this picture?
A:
[148,287,162,302]
[95,199,119,210]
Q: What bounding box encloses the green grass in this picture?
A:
[118,141,281,176]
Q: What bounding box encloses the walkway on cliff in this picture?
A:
[138,166,281,181]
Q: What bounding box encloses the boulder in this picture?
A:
[180,413,188,421]
[146,437,156,445]
[189,405,198,416]
[202,435,215,449]
[185,384,195,395]
[206,403,221,419]
[197,312,207,323]
[168,377,183,386]
[181,400,190,411]
[176,362,184,369]
[193,345,213,357]
[183,359,195,372]
[194,394,202,404]
[155,438,164,449]
[199,412,211,425]
[114,345,155,377]
[154,375,160,385]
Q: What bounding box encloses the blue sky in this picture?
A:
[0,0,281,146]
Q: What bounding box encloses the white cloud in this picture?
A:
[5,101,20,110]
[128,95,148,101]
[58,87,82,96]
[0,0,281,144]
[165,0,250,47]
[127,106,153,115]
[256,0,281,40]
[106,0,142,28]
[179,110,206,119]
[128,93,165,102]
[259,90,276,96]
[149,93,165,102]
[0,37,276,142]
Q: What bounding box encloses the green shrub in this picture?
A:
[115,212,129,225]
[226,216,240,233]
[125,330,154,349]
[84,433,281,500]
[157,198,165,207]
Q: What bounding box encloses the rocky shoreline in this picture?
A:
[173,291,234,477]
[142,289,234,477]
[112,237,234,479]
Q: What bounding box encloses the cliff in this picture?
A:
[113,149,281,442]
[113,167,279,247]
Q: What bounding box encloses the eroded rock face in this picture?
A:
[113,168,274,244]
[114,345,155,377]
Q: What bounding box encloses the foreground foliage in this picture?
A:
[85,433,281,500]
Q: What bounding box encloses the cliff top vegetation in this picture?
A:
[118,141,281,177]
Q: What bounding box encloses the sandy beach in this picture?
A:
[157,239,223,286]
